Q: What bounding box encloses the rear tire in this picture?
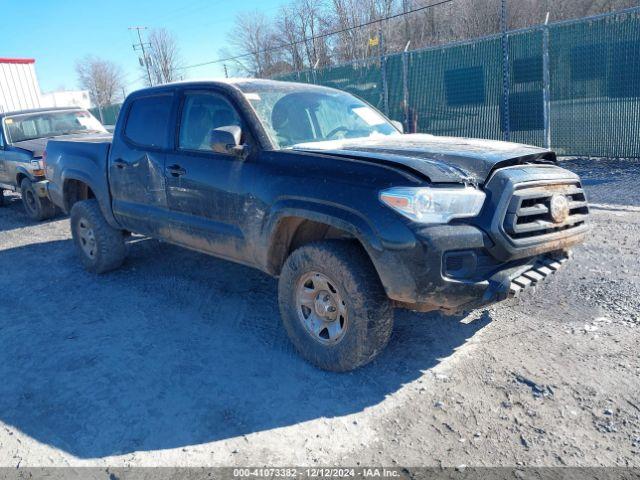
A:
[20,178,55,221]
[278,240,394,372]
[70,199,126,273]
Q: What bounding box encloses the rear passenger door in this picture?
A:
[109,92,175,236]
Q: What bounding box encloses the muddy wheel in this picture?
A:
[20,178,55,221]
[70,199,126,273]
[278,240,393,372]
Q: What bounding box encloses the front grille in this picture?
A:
[503,182,589,240]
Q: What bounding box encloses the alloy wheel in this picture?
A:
[77,218,97,259]
[295,271,349,345]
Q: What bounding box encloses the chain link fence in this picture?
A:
[275,7,640,158]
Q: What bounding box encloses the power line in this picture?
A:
[178,0,455,71]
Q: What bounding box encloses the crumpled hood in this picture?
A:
[292,134,555,184]
[12,133,111,159]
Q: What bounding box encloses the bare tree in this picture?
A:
[228,11,285,77]
[225,0,639,76]
[331,0,371,61]
[331,0,395,62]
[450,0,501,40]
[145,28,183,86]
[293,0,331,68]
[275,4,306,71]
[75,56,124,107]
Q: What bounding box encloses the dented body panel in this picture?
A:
[44,79,589,313]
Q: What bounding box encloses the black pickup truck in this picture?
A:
[44,79,589,371]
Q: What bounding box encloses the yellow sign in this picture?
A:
[368,37,379,47]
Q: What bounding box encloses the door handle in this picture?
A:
[166,164,186,177]
[113,159,128,169]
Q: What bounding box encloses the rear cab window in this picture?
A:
[124,94,174,149]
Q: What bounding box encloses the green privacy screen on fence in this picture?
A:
[275,8,640,158]
[89,104,121,127]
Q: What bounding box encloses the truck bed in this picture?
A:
[45,134,114,219]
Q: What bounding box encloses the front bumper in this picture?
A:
[455,250,570,312]
[370,222,578,314]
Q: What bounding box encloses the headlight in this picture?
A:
[30,158,45,176]
[379,186,486,224]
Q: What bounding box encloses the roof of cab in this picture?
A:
[128,77,335,96]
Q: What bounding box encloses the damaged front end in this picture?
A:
[372,162,590,315]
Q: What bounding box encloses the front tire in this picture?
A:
[70,199,126,273]
[20,178,55,220]
[278,240,394,372]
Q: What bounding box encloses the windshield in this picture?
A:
[2,110,107,143]
[237,82,400,149]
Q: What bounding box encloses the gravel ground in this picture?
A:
[0,158,638,467]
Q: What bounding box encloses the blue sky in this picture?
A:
[3,0,281,94]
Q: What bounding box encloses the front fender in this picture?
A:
[265,197,384,253]
[15,165,35,184]
[259,197,420,293]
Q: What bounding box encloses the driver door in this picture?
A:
[163,89,250,262]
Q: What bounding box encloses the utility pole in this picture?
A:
[129,26,153,87]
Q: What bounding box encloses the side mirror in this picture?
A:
[209,125,248,158]
[391,120,404,133]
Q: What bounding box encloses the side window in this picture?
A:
[179,92,242,152]
[124,94,173,148]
